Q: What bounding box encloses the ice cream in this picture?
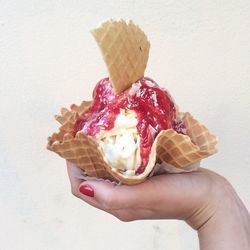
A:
[73,77,185,176]
[97,109,140,175]
[47,19,218,185]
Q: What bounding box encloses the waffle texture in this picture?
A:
[91,19,150,94]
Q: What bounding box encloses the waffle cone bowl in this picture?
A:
[47,19,218,185]
[47,102,218,185]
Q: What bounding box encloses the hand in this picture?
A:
[67,161,250,249]
[67,161,219,225]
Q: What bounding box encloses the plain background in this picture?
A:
[1,0,250,249]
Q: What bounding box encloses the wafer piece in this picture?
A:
[91,19,150,94]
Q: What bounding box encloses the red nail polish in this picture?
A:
[79,185,94,197]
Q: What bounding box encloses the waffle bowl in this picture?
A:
[47,19,218,185]
[47,102,218,185]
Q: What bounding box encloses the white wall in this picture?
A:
[1,1,250,249]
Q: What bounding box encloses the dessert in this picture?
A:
[47,19,218,185]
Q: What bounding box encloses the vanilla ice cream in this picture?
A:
[96,109,141,175]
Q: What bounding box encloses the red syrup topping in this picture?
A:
[75,77,184,175]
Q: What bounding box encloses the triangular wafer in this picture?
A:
[91,19,150,94]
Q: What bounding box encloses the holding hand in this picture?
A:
[67,161,250,250]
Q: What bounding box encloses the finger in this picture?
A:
[77,180,120,212]
[66,161,120,212]
[65,161,119,210]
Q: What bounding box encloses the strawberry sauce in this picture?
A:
[75,77,182,175]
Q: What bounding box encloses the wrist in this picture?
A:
[187,175,250,249]
[185,172,229,230]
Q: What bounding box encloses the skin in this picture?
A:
[67,161,250,250]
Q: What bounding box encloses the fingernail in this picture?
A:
[79,185,94,197]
